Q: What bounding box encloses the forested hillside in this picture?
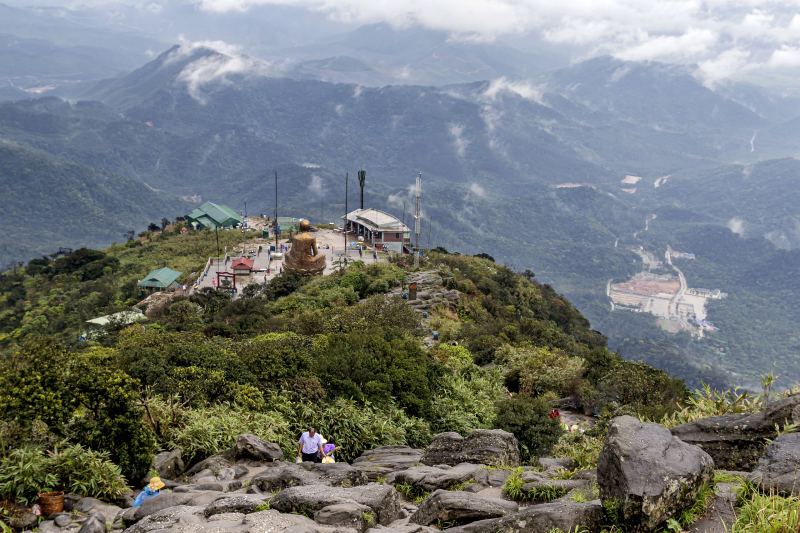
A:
[0,227,685,488]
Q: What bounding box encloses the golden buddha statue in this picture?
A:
[284,219,326,276]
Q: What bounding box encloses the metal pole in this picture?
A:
[274,171,279,252]
[215,226,220,260]
[414,172,422,268]
[344,172,349,265]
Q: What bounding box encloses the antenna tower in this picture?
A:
[414,172,422,268]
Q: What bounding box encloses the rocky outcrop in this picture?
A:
[671,394,800,470]
[388,463,483,492]
[353,446,423,480]
[598,416,715,532]
[410,490,517,526]
[234,434,284,462]
[153,448,185,480]
[252,462,368,492]
[314,502,373,531]
[203,494,268,517]
[421,430,520,467]
[444,500,604,533]
[750,432,800,496]
[269,484,402,525]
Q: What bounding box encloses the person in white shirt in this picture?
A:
[297,426,323,463]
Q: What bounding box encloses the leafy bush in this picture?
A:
[495,395,562,461]
[1,342,156,482]
[430,346,503,434]
[0,444,127,505]
[499,344,585,397]
[167,405,291,463]
[552,432,605,470]
[0,447,57,505]
[281,397,432,463]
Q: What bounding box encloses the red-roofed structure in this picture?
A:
[231,257,254,275]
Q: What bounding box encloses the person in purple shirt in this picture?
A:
[297,426,323,463]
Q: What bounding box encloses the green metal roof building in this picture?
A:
[186,201,243,229]
[137,267,182,290]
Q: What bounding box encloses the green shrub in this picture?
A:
[430,362,503,434]
[495,396,562,461]
[167,405,291,463]
[285,398,432,463]
[552,432,605,470]
[0,447,57,505]
[0,444,128,505]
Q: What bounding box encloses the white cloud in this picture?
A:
[168,39,277,102]
[483,77,545,105]
[697,48,752,87]
[615,28,717,63]
[728,216,746,236]
[449,124,469,158]
[308,174,324,196]
[192,0,800,84]
[768,45,800,68]
[468,182,487,198]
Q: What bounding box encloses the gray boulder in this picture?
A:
[75,496,123,521]
[444,500,603,533]
[77,515,106,533]
[123,505,205,533]
[270,484,402,525]
[388,463,482,492]
[421,430,520,467]
[253,463,318,491]
[470,468,510,488]
[353,446,423,481]
[244,509,334,532]
[204,494,268,517]
[305,462,370,488]
[234,434,284,462]
[671,394,800,471]
[154,448,185,479]
[127,491,227,523]
[315,502,374,531]
[410,490,517,526]
[750,432,800,496]
[253,462,369,492]
[598,416,714,531]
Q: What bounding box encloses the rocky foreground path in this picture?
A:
[27,395,800,533]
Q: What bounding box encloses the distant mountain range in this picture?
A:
[0,42,799,388]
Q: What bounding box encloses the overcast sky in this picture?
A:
[14,0,800,86]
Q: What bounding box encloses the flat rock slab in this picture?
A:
[123,504,206,533]
[443,500,603,533]
[270,484,402,525]
[410,490,517,527]
[253,462,369,492]
[204,494,268,517]
[353,446,423,481]
[671,394,800,471]
[421,430,520,467]
[388,464,483,492]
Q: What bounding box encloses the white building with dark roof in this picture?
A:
[344,208,411,253]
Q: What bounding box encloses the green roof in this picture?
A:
[186,201,243,228]
[138,267,182,289]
